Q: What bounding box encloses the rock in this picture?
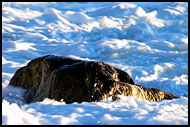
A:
[9,55,179,104]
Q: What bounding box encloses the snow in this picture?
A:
[2,2,188,125]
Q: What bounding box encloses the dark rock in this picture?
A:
[9,55,179,104]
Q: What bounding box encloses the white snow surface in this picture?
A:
[2,2,188,125]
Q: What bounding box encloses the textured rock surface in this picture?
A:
[9,55,179,104]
